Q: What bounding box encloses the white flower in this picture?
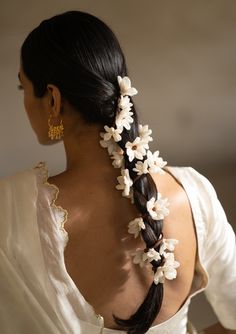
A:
[132,248,161,268]
[132,160,149,175]
[164,252,180,270]
[117,76,138,97]
[146,194,170,220]
[139,124,152,139]
[125,137,147,162]
[153,253,180,284]
[103,125,123,142]
[132,249,152,268]
[128,217,145,238]
[159,239,179,255]
[143,248,161,262]
[118,95,133,110]
[116,168,133,197]
[99,132,119,155]
[146,150,167,175]
[139,124,153,148]
[153,267,165,284]
[115,106,134,131]
[111,149,125,168]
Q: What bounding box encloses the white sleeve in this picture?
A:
[198,173,236,330]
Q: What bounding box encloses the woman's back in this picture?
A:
[1,162,235,333]
[13,10,236,333]
[48,166,197,329]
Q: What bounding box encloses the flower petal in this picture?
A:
[117,76,138,96]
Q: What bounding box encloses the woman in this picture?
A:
[0,10,235,334]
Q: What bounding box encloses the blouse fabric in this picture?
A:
[0,161,235,334]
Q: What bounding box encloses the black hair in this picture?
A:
[21,11,164,334]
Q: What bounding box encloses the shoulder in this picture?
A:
[166,166,217,195]
[0,168,35,183]
[150,166,196,240]
[164,166,232,245]
[150,165,225,239]
[0,163,41,197]
[150,166,201,214]
[150,165,219,213]
[164,166,219,217]
[0,165,39,237]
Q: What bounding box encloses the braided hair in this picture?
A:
[101,87,166,333]
[21,10,178,334]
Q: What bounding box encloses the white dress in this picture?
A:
[0,161,235,334]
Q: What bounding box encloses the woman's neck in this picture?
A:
[62,120,118,181]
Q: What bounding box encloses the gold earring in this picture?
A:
[48,114,64,140]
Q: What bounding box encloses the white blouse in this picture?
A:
[0,162,235,334]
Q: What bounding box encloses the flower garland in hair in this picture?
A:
[99,76,180,285]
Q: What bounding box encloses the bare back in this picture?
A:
[48,168,197,329]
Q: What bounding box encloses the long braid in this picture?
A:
[100,77,180,334]
[113,99,164,334]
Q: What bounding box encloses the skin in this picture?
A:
[18,66,236,333]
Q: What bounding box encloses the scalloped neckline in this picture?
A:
[33,161,105,326]
[33,161,205,332]
[34,161,69,242]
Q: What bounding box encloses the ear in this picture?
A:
[46,84,62,118]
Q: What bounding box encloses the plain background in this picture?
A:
[1,0,236,331]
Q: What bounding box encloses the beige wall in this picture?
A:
[1,0,236,174]
[1,0,235,330]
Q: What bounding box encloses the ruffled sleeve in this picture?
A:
[0,167,69,333]
[167,166,236,330]
[199,174,236,330]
